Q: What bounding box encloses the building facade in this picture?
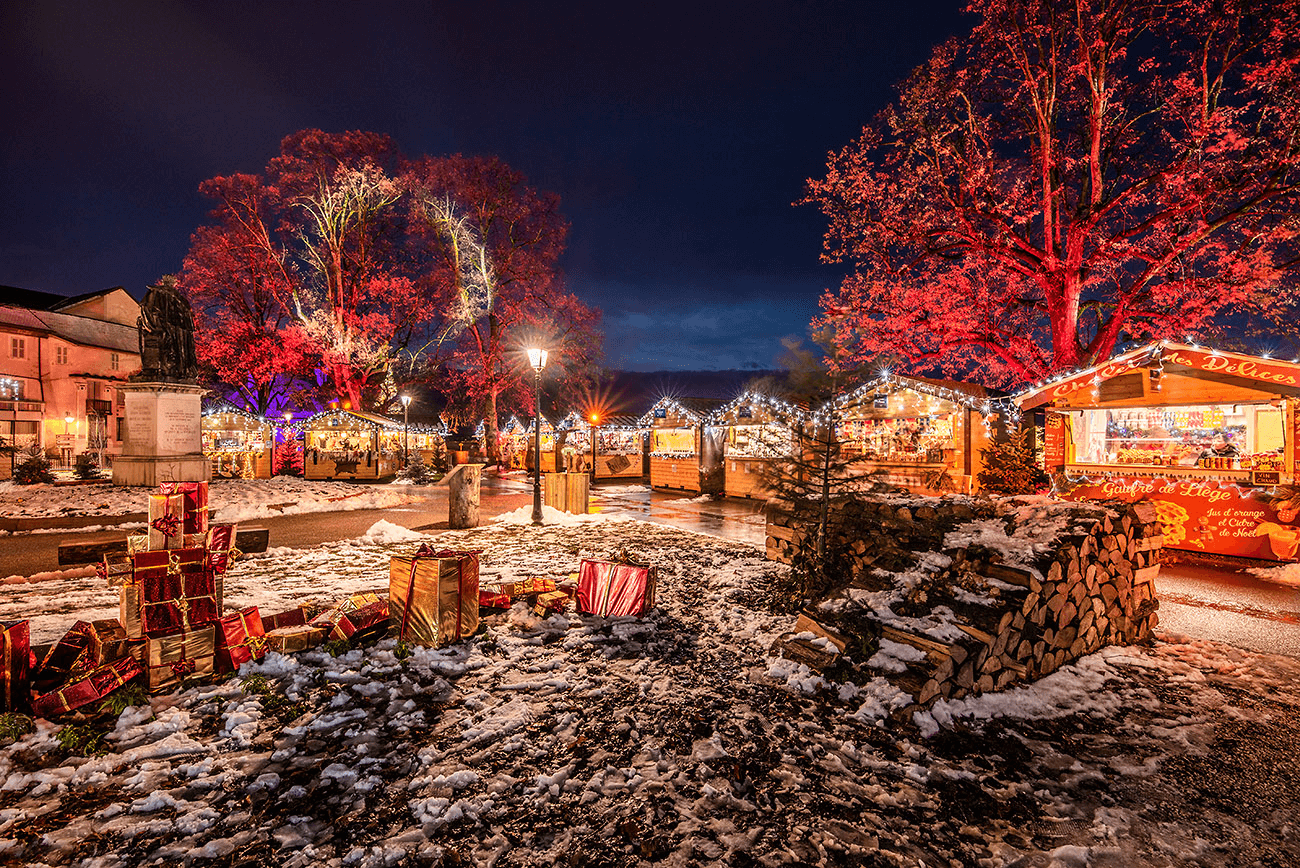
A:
[0,286,142,477]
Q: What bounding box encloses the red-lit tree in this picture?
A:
[805,0,1300,384]
[405,155,601,460]
[179,130,432,411]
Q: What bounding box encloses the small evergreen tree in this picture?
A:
[273,438,304,477]
[13,448,54,485]
[978,426,1048,495]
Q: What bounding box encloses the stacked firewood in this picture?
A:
[768,495,1163,706]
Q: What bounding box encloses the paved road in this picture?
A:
[1154,560,1300,657]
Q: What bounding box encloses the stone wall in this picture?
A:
[767,495,1163,706]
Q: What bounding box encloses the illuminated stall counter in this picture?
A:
[556,412,646,479]
[832,375,995,495]
[641,397,726,493]
[710,393,805,499]
[498,416,558,473]
[303,409,401,480]
[201,408,273,479]
[1016,342,1300,561]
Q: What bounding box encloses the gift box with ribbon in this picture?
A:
[1,620,32,714]
[32,655,142,719]
[98,554,134,588]
[214,607,267,673]
[533,590,571,617]
[33,621,95,694]
[135,549,219,636]
[147,493,187,550]
[479,590,513,609]
[495,577,557,597]
[87,619,129,666]
[262,606,310,632]
[328,600,390,642]
[575,558,657,618]
[158,481,209,535]
[264,625,327,653]
[389,546,481,647]
[144,624,216,694]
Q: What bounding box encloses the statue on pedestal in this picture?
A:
[136,276,198,383]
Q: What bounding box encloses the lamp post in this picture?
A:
[589,412,599,480]
[400,395,411,468]
[64,414,75,468]
[526,348,548,524]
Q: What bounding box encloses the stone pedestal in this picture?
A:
[111,382,210,487]
[446,463,483,529]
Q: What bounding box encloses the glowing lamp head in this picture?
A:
[400,394,411,408]
[527,348,549,371]
[64,415,74,425]
[589,413,599,424]
[284,411,292,422]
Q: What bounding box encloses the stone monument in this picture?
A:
[112,277,211,487]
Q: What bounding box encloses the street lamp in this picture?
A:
[527,348,548,524]
[589,412,599,480]
[64,415,75,468]
[400,395,412,468]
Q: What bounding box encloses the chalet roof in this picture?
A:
[637,396,728,426]
[305,409,402,429]
[1012,342,1300,409]
[828,374,995,414]
[0,304,138,354]
[708,391,808,425]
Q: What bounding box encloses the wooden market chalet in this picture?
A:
[1015,341,1300,561]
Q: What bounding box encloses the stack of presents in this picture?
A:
[2,491,658,720]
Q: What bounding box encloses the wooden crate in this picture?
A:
[544,472,591,514]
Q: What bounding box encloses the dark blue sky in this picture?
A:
[0,1,966,371]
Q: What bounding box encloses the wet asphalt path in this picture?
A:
[1154,560,1300,657]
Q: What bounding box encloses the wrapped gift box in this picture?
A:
[33,621,95,694]
[576,559,657,618]
[262,606,310,632]
[496,577,557,597]
[32,655,142,719]
[479,590,512,609]
[206,521,239,589]
[310,591,385,631]
[533,590,571,616]
[389,547,480,647]
[144,625,216,694]
[328,600,389,642]
[215,607,267,673]
[264,625,327,653]
[1,620,32,713]
[140,567,219,636]
[158,481,209,535]
[127,534,151,555]
[87,619,129,666]
[147,493,187,550]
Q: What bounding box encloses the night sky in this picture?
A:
[1,1,966,371]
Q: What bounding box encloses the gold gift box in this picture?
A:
[389,553,480,647]
[264,625,327,653]
[144,624,216,694]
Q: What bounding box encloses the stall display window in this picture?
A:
[597,430,641,453]
[839,416,954,463]
[727,424,793,459]
[1069,403,1283,468]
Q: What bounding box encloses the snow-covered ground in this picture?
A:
[0,477,423,524]
[3,518,1298,866]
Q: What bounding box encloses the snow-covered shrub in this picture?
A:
[396,457,442,484]
[978,427,1048,495]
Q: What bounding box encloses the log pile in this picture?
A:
[767,495,1163,706]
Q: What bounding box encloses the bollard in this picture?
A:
[447,463,484,529]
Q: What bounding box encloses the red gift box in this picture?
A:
[206,522,238,581]
[479,590,512,609]
[33,621,95,693]
[137,551,219,636]
[32,655,142,719]
[2,620,33,713]
[159,481,209,535]
[329,600,390,641]
[262,606,309,632]
[215,607,267,673]
[576,559,657,618]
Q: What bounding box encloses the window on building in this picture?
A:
[55,346,68,365]
[110,352,120,371]
[10,338,25,359]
